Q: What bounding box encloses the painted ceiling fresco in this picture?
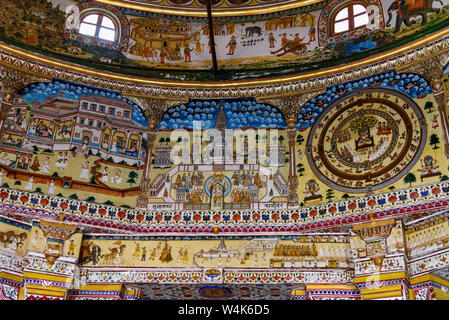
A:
[0,70,446,215]
[1,0,449,80]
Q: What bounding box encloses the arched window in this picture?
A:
[333,3,369,34]
[78,13,117,42]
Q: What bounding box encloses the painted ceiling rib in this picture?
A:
[206,0,219,78]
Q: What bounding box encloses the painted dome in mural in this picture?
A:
[1,0,448,81]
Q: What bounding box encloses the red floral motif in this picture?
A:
[272,213,280,220]
[0,191,8,199]
[291,213,299,220]
[59,202,68,209]
[19,195,29,202]
[118,211,126,219]
[232,214,241,221]
[367,199,377,207]
[328,206,337,214]
[410,191,419,199]
[79,205,88,212]
[98,208,107,215]
[252,213,260,220]
[348,203,357,210]
[173,214,182,221]
[213,214,221,221]
[309,209,317,217]
[193,214,202,221]
[388,195,397,203]
[40,198,49,206]
[136,214,144,221]
[432,187,441,195]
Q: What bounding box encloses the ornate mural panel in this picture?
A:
[307,88,426,192]
[1,0,449,80]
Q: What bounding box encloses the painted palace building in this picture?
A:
[1,0,449,301]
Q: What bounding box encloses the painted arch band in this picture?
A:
[306,88,426,193]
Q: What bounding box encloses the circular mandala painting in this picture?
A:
[306,88,426,193]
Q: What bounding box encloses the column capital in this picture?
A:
[399,51,449,85]
[258,90,324,128]
[131,96,188,131]
[0,66,47,103]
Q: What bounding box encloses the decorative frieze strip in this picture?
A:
[306,289,360,299]
[353,255,407,276]
[24,255,76,277]
[0,277,22,288]
[23,278,72,289]
[409,248,449,276]
[355,278,408,290]
[223,270,353,284]
[1,182,449,234]
[0,33,449,98]
[84,269,204,284]
[67,289,122,300]
[82,268,353,284]
[0,252,25,274]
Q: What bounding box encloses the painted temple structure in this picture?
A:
[2,0,449,301]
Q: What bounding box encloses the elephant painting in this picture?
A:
[386,0,444,33]
[245,26,262,37]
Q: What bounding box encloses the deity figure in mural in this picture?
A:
[17,155,29,170]
[111,169,122,184]
[40,156,51,174]
[47,180,55,195]
[56,152,64,170]
[30,156,40,171]
[80,136,90,156]
[159,241,173,263]
[432,114,439,129]
[101,166,109,183]
[0,153,11,167]
[79,160,90,180]
[419,155,441,180]
[133,242,141,258]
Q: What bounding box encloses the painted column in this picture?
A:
[139,127,157,192]
[286,117,299,207]
[433,79,449,157]
[351,219,413,300]
[20,219,83,300]
[0,67,39,137]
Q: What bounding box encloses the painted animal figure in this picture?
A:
[102,244,126,264]
[271,40,308,56]
[245,26,262,37]
[386,0,443,33]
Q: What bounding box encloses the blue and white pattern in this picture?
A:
[297,71,433,130]
[158,99,286,130]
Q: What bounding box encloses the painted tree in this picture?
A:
[441,175,449,182]
[404,173,416,187]
[341,193,354,199]
[326,188,335,202]
[297,163,305,176]
[430,134,440,149]
[424,101,434,113]
[388,186,396,191]
[349,116,378,134]
[127,171,139,186]
[296,135,304,146]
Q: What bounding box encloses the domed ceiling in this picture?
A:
[1,0,449,81]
